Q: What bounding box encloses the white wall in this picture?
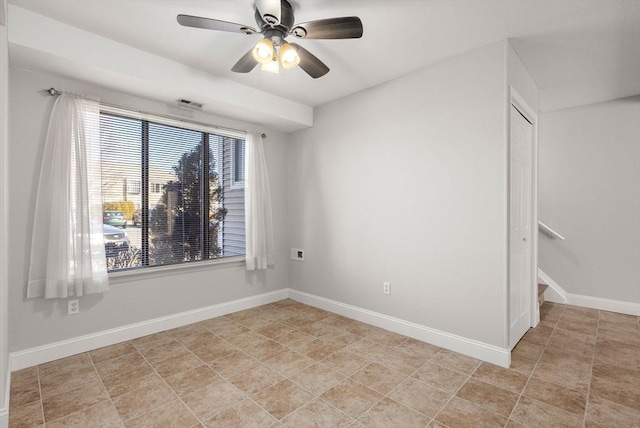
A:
[8,68,290,352]
[507,42,539,113]
[287,42,509,348]
[539,96,640,304]
[0,7,10,427]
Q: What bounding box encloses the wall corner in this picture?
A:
[0,20,10,423]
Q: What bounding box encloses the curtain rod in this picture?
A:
[46,88,267,139]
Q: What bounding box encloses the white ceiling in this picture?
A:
[6,0,640,129]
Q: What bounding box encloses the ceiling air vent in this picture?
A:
[177,99,203,111]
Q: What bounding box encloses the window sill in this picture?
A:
[108,256,246,284]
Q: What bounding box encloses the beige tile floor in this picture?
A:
[8,300,640,427]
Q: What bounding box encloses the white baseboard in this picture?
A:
[567,294,640,317]
[13,279,637,374]
[288,290,511,368]
[538,269,640,316]
[10,287,512,371]
[10,289,288,371]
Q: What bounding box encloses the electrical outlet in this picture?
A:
[383,282,391,295]
[68,299,79,315]
[291,248,305,261]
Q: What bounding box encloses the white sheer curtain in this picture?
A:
[244,133,275,270]
[27,94,109,299]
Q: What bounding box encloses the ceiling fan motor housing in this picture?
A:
[263,29,285,46]
[255,0,295,35]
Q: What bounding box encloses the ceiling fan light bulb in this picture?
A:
[261,57,280,73]
[279,43,300,69]
[252,38,274,64]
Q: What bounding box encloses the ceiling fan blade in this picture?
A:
[291,17,363,39]
[290,43,329,78]
[231,49,259,73]
[177,14,257,34]
[255,0,282,26]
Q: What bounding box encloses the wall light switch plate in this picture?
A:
[291,248,305,261]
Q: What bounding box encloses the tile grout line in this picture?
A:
[378,345,461,426]
[36,364,45,426]
[104,331,238,425]
[378,341,442,408]
[428,371,472,427]
[176,319,287,425]
[420,348,485,427]
[272,305,379,424]
[327,328,503,426]
[504,304,565,426]
[88,350,126,428]
[189,313,278,424]
[240,310,427,424]
[213,311,333,424]
[455,363,523,426]
[38,352,126,427]
[255,311,379,424]
[275,312,391,424]
[275,325,376,425]
[330,328,455,425]
[581,309,601,427]
[260,306,351,424]
[194,308,342,424]
[130,340,206,426]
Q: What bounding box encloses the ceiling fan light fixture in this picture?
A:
[252,38,275,64]
[279,42,300,69]
[261,56,280,73]
[177,1,363,78]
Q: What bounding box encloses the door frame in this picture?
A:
[507,87,539,350]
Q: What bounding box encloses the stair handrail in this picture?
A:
[538,221,565,240]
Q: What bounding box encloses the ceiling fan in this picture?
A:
[177,0,363,78]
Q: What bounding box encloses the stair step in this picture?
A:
[538,283,549,297]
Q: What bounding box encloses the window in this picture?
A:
[126,179,141,194]
[230,139,245,189]
[99,108,246,272]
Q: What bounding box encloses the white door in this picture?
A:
[509,103,533,349]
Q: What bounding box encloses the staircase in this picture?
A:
[538,283,548,306]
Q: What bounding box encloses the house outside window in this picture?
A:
[99,107,246,272]
[230,139,245,189]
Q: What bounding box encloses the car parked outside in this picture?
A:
[103,210,127,228]
[103,224,130,257]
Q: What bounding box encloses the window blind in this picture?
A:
[98,110,246,272]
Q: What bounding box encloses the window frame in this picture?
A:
[99,105,247,276]
[230,138,245,189]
